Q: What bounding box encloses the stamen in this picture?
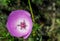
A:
[17,20,27,29]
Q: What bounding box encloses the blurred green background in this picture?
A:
[0,0,60,41]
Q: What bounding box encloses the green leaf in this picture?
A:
[32,0,43,5]
[28,38,34,41]
[57,0,60,6]
[33,23,40,31]
[56,19,60,25]
[57,34,60,41]
[0,0,8,6]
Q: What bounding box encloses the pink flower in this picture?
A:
[6,10,33,39]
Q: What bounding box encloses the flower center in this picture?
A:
[18,20,27,29]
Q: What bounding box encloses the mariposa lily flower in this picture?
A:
[6,10,33,39]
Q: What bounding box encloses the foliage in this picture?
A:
[0,0,60,41]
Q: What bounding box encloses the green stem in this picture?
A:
[50,13,55,32]
[40,36,42,41]
[28,0,35,22]
[17,0,20,6]
[49,2,56,32]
